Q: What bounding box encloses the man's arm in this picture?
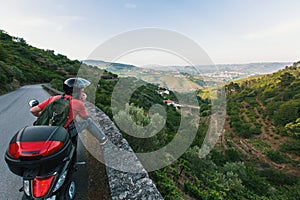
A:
[30,96,53,117]
[30,106,42,117]
[77,100,90,120]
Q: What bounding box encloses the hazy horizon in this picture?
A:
[83,58,293,68]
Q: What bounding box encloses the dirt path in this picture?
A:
[254,98,287,149]
[239,139,283,169]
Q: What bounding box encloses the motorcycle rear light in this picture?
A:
[33,175,55,198]
[8,141,63,158]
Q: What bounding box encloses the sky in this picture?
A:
[0,0,300,66]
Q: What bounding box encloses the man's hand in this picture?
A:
[80,92,87,101]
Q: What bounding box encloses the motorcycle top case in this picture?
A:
[5,126,72,177]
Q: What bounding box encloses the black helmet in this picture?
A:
[63,77,91,98]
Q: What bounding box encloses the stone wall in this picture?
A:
[85,103,163,200]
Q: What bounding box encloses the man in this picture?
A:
[30,77,108,145]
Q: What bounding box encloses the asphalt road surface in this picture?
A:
[0,85,90,199]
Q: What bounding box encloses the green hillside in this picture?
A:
[0,30,82,93]
[226,62,300,135]
[85,59,300,199]
[219,62,300,199]
[225,62,300,172]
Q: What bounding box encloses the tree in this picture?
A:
[222,162,271,196]
[114,103,165,152]
[226,82,240,94]
[273,100,300,126]
[279,72,295,88]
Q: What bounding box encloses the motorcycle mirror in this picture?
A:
[28,99,39,107]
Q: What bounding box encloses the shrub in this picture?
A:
[260,169,297,185]
[266,150,290,164]
[280,139,300,156]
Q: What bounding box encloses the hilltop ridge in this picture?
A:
[0,30,90,94]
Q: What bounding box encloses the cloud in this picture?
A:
[20,18,55,27]
[125,3,137,9]
[56,4,64,9]
[243,21,300,40]
[15,15,82,32]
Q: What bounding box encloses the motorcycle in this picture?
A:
[5,99,77,200]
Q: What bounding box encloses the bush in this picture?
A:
[152,170,183,200]
[184,182,202,199]
[260,169,297,185]
[0,61,14,84]
[273,100,300,126]
[280,139,300,156]
[249,126,262,135]
[50,78,63,91]
[266,150,290,164]
[225,148,244,162]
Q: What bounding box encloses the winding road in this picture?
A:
[0,85,90,199]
